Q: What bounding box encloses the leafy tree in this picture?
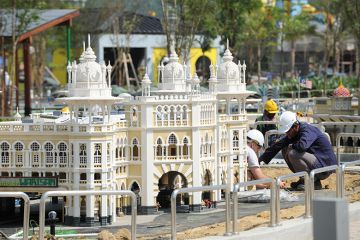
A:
[313,0,346,93]
[161,0,218,62]
[242,5,278,83]
[342,0,360,103]
[280,10,314,77]
[216,0,262,58]
[0,0,41,115]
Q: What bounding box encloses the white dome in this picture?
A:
[217,48,240,81]
[76,61,102,83]
[163,51,185,83]
[67,37,112,98]
[76,47,103,83]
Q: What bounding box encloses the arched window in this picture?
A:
[182,106,187,120]
[163,106,169,121]
[79,144,87,164]
[132,138,139,160]
[94,173,101,180]
[170,106,176,121]
[168,134,177,157]
[58,142,67,164]
[204,134,209,155]
[183,137,189,156]
[59,172,67,180]
[233,131,239,149]
[30,142,40,165]
[14,142,24,165]
[176,106,182,121]
[0,142,10,164]
[123,138,128,159]
[156,138,163,157]
[80,173,87,181]
[195,56,211,85]
[131,106,138,123]
[156,106,163,121]
[44,142,54,164]
[94,144,102,164]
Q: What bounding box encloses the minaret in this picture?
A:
[14,107,22,121]
[208,62,218,94]
[141,68,151,97]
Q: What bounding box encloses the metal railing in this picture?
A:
[309,165,340,214]
[0,192,30,240]
[38,190,137,240]
[275,172,310,225]
[171,184,231,240]
[336,133,360,164]
[339,160,360,198]
[232,178,275,234]
[250,120,277,130]
[264,130,284,148]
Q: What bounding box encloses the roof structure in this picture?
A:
[98,12,163,34]
[0,9,79,41]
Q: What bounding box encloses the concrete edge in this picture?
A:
[202,201,360,240]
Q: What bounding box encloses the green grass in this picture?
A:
[17,228,78,237]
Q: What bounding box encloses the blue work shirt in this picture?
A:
[259,122,336,168]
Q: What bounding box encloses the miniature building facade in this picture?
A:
[0,39,252,226]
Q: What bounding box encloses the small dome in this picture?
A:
[163,51,185,83]
[76,47,102,83]
[14,107,21,120]
[333,81,351,97]
[217,48,239,82]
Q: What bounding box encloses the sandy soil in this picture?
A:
[137,167,360,240]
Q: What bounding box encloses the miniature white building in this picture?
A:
[0,37,253,226]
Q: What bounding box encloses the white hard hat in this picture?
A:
[247,129,264,147]
[278,111,297,133]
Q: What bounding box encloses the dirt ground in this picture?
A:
[139,167,360,240]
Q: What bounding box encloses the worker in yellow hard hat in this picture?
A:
[255,99,279,145]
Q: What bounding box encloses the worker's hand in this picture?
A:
[279,181,286,189]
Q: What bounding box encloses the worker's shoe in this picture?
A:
[290,179,322,191]
[314,180,322,190]
[290,178,304,190]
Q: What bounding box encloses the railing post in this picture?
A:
[225,187,231,236]
[0,192,30,240]
[309,171,315,215]
[39,190,137,240]
[275,178,281,225]
[310,165,339,215]
[275,172,310,223]
[232,178,273,234]
[270,183,276,227]
[304,174,311,218]
[232,184,239,234]
[171,189,178,240]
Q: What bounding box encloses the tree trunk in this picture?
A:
[257,43,261,85]
[290,40,295,75]
[249,47,253,83]
[357,42,360,114]
[1,36,6,116]
[9,1,17,115]
[280,32,284,81]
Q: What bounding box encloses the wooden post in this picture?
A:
[15,47,19,109]
[23,38,32,116]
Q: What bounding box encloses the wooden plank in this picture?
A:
[18,10,80,42]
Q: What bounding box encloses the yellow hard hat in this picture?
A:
[264,99,279,114]
[61,106,70,113]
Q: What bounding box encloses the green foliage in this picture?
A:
[216,0,263,50]
[281,12,314,42]
[162,0,219,59]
